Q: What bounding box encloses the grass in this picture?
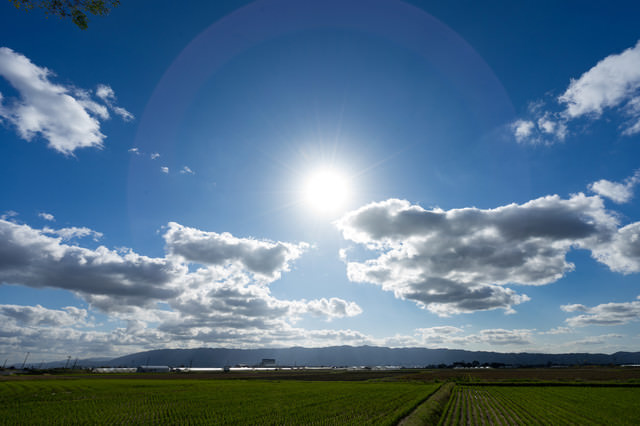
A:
[399,382,454,425]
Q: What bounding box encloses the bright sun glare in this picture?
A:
[303,168,350,214]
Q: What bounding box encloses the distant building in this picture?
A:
[93,367,137,373]
[137,365,171,373]
[259,358,276,367]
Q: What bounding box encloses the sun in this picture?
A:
[303,168,350,214]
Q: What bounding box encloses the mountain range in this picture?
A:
[90,346,640,368]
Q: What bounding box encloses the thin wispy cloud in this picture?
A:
[42,226,103,241]
[0,47,133,155]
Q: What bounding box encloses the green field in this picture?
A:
[0,378,439,425]
[3,369,640,425]
[440,385,640,425]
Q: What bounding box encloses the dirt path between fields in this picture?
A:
[398,382,455,425]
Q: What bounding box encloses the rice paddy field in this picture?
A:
[2,368,640,424]
[0,378,439,425]
[440,385,640,425]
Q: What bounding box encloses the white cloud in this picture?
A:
[386,327,534,348]
[151,152,160,160]
[1,210,18,220]
[336,193,628,316]
[180,166,194,175]
[562,296,640,326]
[512,40,640,143]
[95,84,115,102]
[588,170,640,203]
[590,222,640,274]
[539,326,572,335]
[42,226,103,241]
[0,47,132,154]
[128,147,140,155]
[415,326,464,346]
[303,297,363,319]
[0,219,182,312]
[38,212,54,221]
[467,328,533,345]
[512,119,535,142]
[95,84,134,122]
[161,166,169,173]
[164,222,308,281]
[559,41,640,123]
[566,334,623,346]
[112,106,134,122]
[0,217,362,357]
[0,304,87,327]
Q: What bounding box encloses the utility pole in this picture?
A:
[72,358,78,370]
[21,352,30,369]
[2,359,7,369]
[65,355,71,369]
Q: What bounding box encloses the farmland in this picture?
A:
[440,385,640,425]
[1,367,640,424]
[0,378,439,425]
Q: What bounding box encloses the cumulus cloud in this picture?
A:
[0,217,362,358]
[128,147,140,155]
[180,166,195,175]
[303,297,363,319]
[511,108,568,145]
[38,212,54,221]
[0,47,132,154]
[588,170,640,203]
[590,222,640,274]
[559,41,640,125]
[151,152,160,160]
[562,296,640,326]
[0,219,182,312]
[336,193,629,315]
[414,326,465,346]
[164,222,309,281]
[161,166,169,174]
[0,304,87,327]
[512,40,640,144]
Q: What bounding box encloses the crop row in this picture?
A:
[0,379,440,425]
[440,385,640,425]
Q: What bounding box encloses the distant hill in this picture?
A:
[100,346,640,368]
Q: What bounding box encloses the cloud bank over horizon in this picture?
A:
[0,217,364,359]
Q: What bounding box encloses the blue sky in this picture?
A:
[2,0,640,364]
